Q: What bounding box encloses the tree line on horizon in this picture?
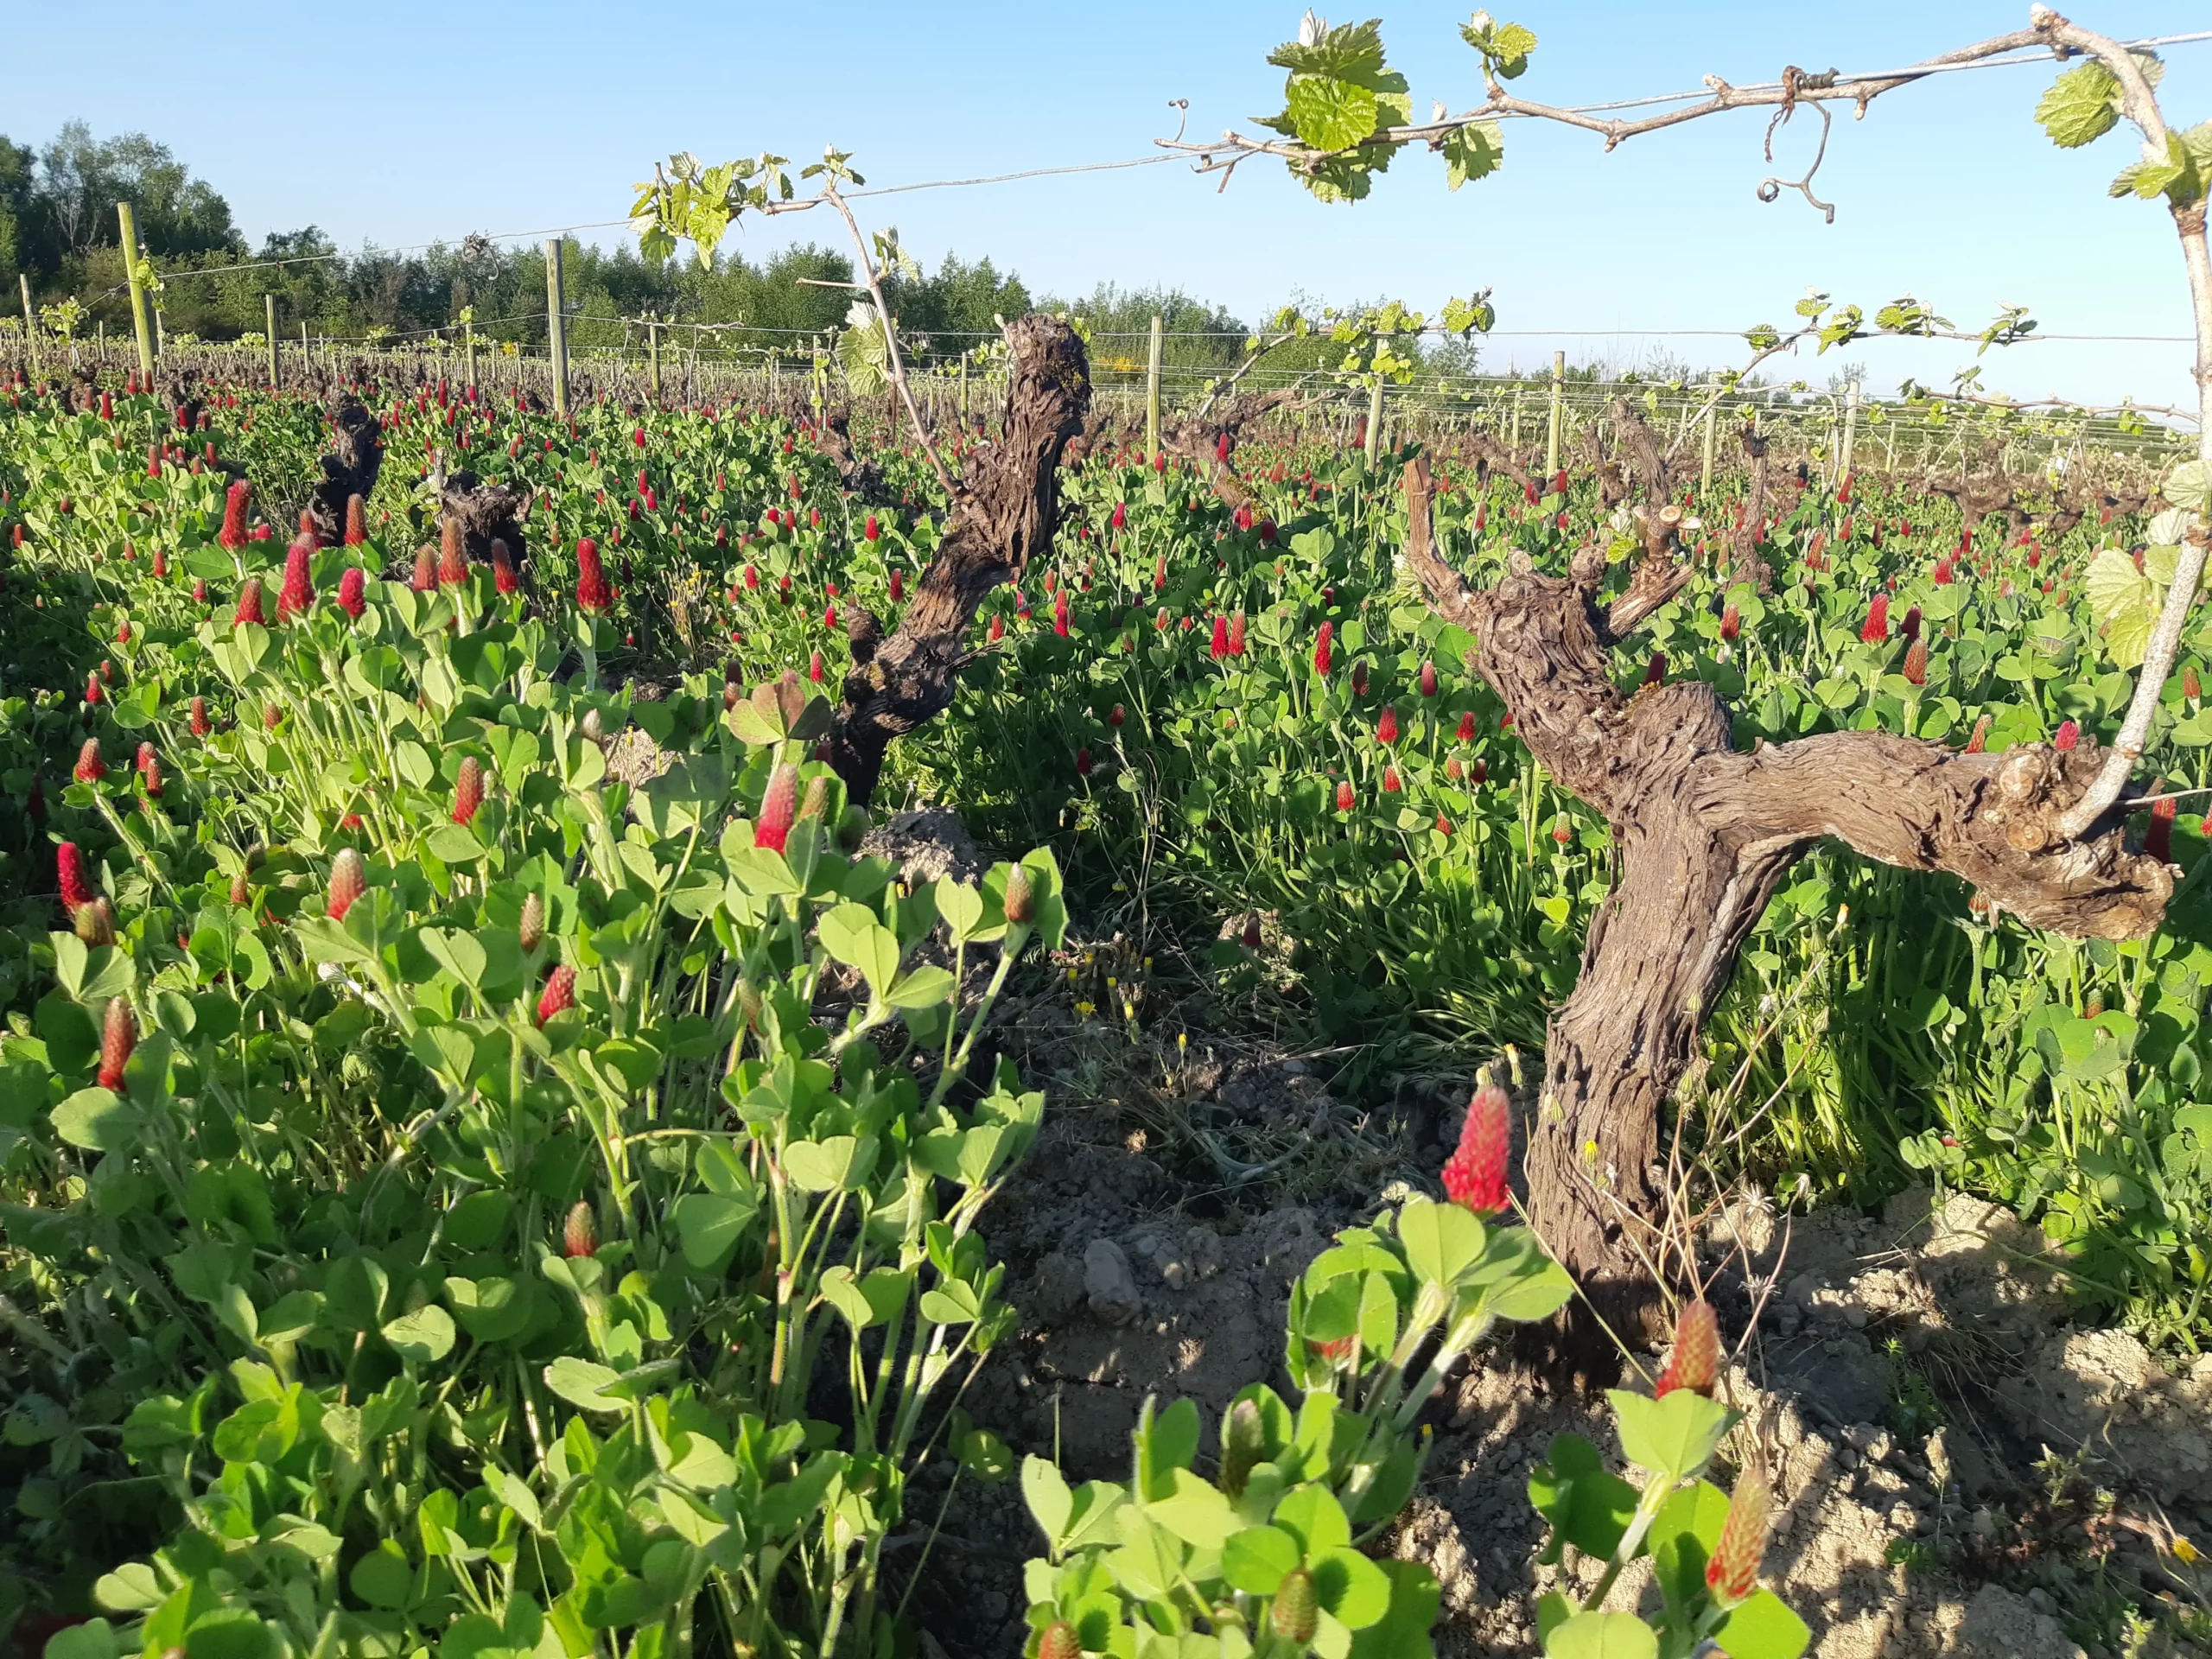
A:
[0,122,1541,387]
[0,121,1321,373]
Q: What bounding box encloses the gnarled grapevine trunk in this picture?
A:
[826,314,1090,806]
[1399,457,2171,1357]
[307,404,384,547]
[437,468,528,570]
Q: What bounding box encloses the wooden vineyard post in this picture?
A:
[464,319,478,395]
[1364,376,1385,467]
[647,314,661,404]
[1840,380,1860,481]
[264,295,279,389]
[1510,386,1522,452]
[1146,314,1164,462]
[1545,350,1564,480]
[122,211,156,381]
[958,350,969,423]
[543,238,570,419]
[19,274,36,377]
[1701,393,1719,496]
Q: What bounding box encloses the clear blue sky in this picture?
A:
[11,2,2208,409]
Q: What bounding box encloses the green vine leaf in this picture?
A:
[2085,546,2161,669]
[2036,60,2124,148]
[1459,14,1538,79]
[1441,123,1505,190]
[837,303,891,397]
[1287,76,1386,152]
[1875,296,1952,336]
[2163,459,2211,516]
[2111,123,2212,207]
[1258,16,1413,202]
[1268,18,1402,91]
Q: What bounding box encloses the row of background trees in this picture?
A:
[1,122,1525,385]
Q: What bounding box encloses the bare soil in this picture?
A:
[891,1005,2212,1659]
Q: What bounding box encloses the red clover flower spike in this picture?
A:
[1441,1083,1511,1217]
[437,520,468,587]
[327,849,366,921]
[1860,593,1889,645]
[575,538,613,614]
[99,997,136,1092]
[562,1200,597,1258]
[537,963,577,1026]
[1655,1299,1720,1397]
[278,537,315,620]
[219,480,251,551]
[754,764,799,855]
[1705,1470,1772,1607]
[452,756,485,826]
[57,842,93,910]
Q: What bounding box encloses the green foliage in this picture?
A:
[1460,13,1537,80]
[1531,1394,1808,1659]
[630,149,797,268]
[884,251,1034,353]
[0,394,1084,1652]
[1017,1192,1571,1656]
[2,323,2209,1652]
[837,301,892,396]
[2036,60,2131,149]
[2108,121,2212,208]
[2034,50,2207,209]
[1440,122,1504,190]
[890,417,2211,1345]
[1244,11,1538,200]
[1256,16,1414,202]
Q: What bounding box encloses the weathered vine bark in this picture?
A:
[1726,428,1774,593]
[1399,455,2172,1356]
[817,408,893,505]
[437,468,528,569]
[307,404,384,547]
[1164,388,1311,512]
[1573,423,1630,509]
[164,376,205,435]
[1606,398,1670,502]
[1459,428,1541,500]
[825,314,1090,806]
[1913,436,2040,538]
